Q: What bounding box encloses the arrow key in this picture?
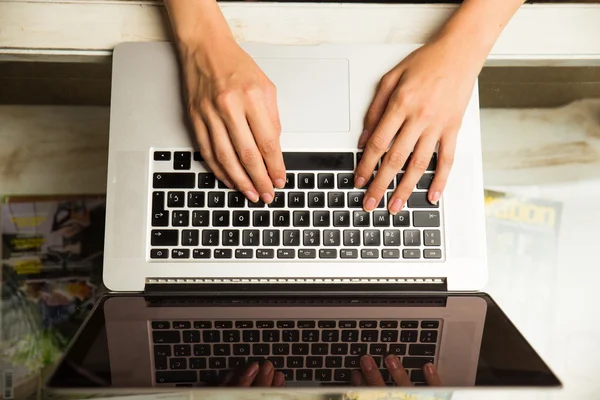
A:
[151,230,178,246]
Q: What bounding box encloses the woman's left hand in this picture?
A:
[355,37,481,214]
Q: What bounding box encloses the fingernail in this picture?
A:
[245,363,259,378]
[358,130,369,148]
[262,193,274,204]
[389,198,403,214]
[224,180,234,189]
[430,191,441,205]
[424,363,435,375]
[360,356,374,372]
[385,355,400,370]
[355,177,366,188]
[244,191,259,203]
[274,178,286,189]
[363,197,377,211]
[262,362,273,376]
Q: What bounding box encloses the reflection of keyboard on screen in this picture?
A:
[151,319,442,386]
[149,150,445,262]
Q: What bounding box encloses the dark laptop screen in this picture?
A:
[47,293,560,390]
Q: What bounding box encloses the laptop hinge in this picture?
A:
[144,277,448,294]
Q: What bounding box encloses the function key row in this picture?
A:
[150,247,442,260]
[152,320,440,330]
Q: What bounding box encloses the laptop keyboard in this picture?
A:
[149,150,444,261]
[151,319,441,386]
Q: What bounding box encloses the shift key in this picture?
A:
[151,230,178,246]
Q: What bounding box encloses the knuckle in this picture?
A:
[214,149,230,166]
[242,84,263,101]
[416,107,434,121]
[370,181,389,194]
[214,89,236,111]
[387,151,408,167]
[411,155,431,170]
[380,73,395,88]
[394,89,413,108]
[240,148,260,166]
[369,135,389,152]
[258,138,279,155]
[198,98,213,115]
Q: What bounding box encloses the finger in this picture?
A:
[355,106,406,191]
[272,371,285,387]
[253,361,275,387]
[190,111,233,189]
[246,99,286,189]
[351,370,366,387]
[385,355,412,387]
[264,80,282,134]
[235,363,260,387]
[429,128,458,205]
[359,355,386,387]
[360,71,402,148]
[424,363,442,386]
[387,124,438,215]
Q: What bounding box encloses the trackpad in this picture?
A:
[255,58,350,133]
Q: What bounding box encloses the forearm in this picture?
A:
[164,0,233,50]
[434,0,525,69]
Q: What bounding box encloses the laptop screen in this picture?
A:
[46,293,560,390]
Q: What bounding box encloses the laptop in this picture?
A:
[46,42,560,391]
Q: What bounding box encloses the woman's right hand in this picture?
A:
[179,38,286,204]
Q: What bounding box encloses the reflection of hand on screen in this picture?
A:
[352,355,442,387]
[221,361,285,387]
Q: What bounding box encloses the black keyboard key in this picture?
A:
[312,211,329,227]
[341,330,359,342]
[270,192,285,208]
[174,151,191,161]
[179,230,197,247]
[427,153,438,170]
[277,249,295,259]
[318,173,335,189]
[411,369,426,383]
[404,230,421,246]
[318,320,336,328]
[242,330,260,342]
[297,249,315,258]
[327,192,345,208]
[214,344,231,355]
[380,321,398,329]
[192,210,209,227]
[345,356,360,368]
[334,369,351,382]
[308,192,325,208]
[268,356,285,369]
[383,229,401,246]
[339,321,356,328]
[383,248,399,259]
[353,211,370,227]
[399,321,418,329]
[284,173,295,189]
[223,330,240,342]
[400,330,419,342]
[154,151,171,161]
[208,192,225,208]
[256,249,274,258]
[217,180,229,189]
[403,357,434,369]
[361,249,379,259]
[253,344,270,355]
[422,321,440,329]
[156,371,197,384]
[298,321,316,328]
[150,248,168,258]
[201,230,219,246]
[235,248,252,259]
[189,358,206,370]
[315,369,332,382]
[172,210,189,227]
[203,330,220,342]
[214,249,232,259]
[182,330,200,343]
[380,369,391,382]
[373,211,390,227]
[209,357,227,369]
[326,356,343,368]
[393,210,410,227]
[350,344,368,355]
[170,358,187,370]
[292,344,309,355]
[288,192,305,208]
[152,210,169,227]
[248,198,265,208]
[280,369,294,381]
[348,192,364,208]
[410,344,437,356]
[333,211,351,227]
[172,321,190,329]
[272,343,290,355]
[151,230,178,246]
[283,230,301,246]
[323,230,341,246]
[153,331,180,344]
[381,330,399,342]
[262,330,280,343]
[298,173,315,189]
[174,344,191,356]
[227,357,245,369]
[256,321,274,328]
[331,343,348,355]
[283,152,354,171]
[187,192,205,208]
[193,249,210,259]
[338,173,354,189]
[390,344,407,356]
[152,191,165,212]
[424,230,442,246]
[420,330,438,343]
[363,230,381,246]
[361,330,379,342]
[302,230,319,246]
[228,192,246,207]
[198,173,215,189]
[370,344,387,355]
[302,330,319,342]
[407,192,438,208]
[306,356,323,368]
[283,330,300,342]
[319,249,337,259]
[174,160,191,170]
[417,173,434,189]
[242,230,259,246]
[293,211,310,227]
[154,344,171,358]
[199,371,218,384]
[152,321,170,330]
[344,232,361,248]
[263,230,280,246]
[193,151,201,162]
[222,230,240,246]
[153,173,194,189]
[277,321,295,328]
[273,210,290,227]
[194,321,211,329]
[233,344,251,355]
[297,370,313,381]
[193,344,211,356]
[424,249,442,259]
[312,343,329,355]
[403,249,421,259]
[154,355,168,370]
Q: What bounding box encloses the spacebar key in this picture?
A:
[283,152,354,171]
[153,173,195,189]
[156,371,197,384]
